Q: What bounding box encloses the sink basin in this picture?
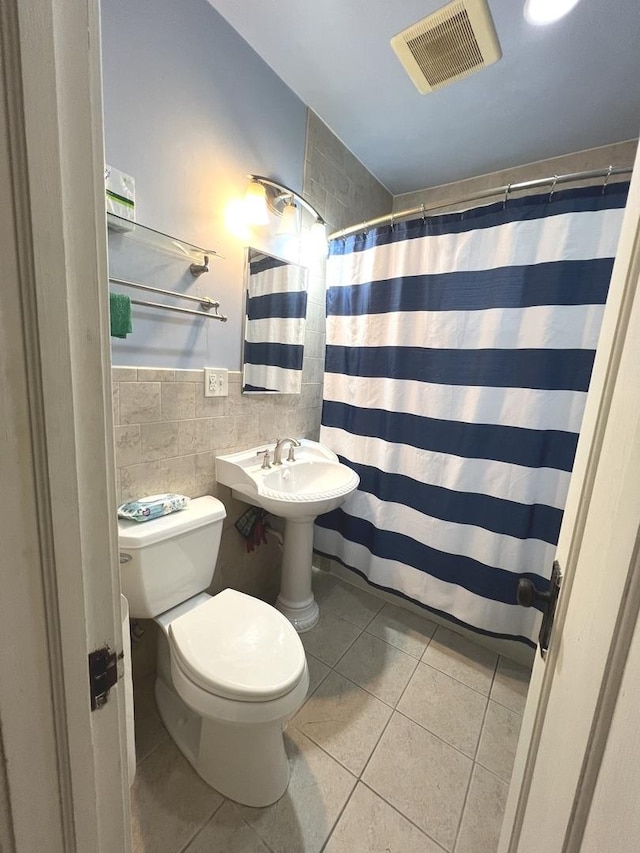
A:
[216,439,359,632]
[216,439,359,520]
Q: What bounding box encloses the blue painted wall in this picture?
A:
[101,0,308,368]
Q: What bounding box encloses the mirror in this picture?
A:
[242,247,309,394]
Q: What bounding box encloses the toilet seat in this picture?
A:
[168,589,306,702]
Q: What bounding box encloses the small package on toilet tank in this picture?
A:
[105,164,135,230]
[118,494,190,523]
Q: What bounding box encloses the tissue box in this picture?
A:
[105,164,135,231]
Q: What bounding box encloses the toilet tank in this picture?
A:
[118,496,226,618]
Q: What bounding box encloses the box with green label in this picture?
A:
[105,164,135,230]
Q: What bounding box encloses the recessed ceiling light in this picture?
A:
[524,0,581,26]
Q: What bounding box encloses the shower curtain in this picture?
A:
[315,183,629,646]
[243,254,308,393]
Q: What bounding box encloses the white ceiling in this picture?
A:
[207,0,640,195]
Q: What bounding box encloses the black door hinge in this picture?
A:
[88,645,123,711]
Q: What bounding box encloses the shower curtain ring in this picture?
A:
[421,203,426,222]
[503,183,512,210]
[390,213,395,231]
[549,175,558,202]
[602,165,613,195]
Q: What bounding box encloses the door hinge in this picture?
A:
[88,645,123,711]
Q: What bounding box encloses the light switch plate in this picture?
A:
[204,367,228,397]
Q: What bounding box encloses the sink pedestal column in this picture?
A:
[275,516,319,632]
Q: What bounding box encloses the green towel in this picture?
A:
[110,292,133,338]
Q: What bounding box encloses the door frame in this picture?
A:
[500,141,640,851]
[0,0,130,850]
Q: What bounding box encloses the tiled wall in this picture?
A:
[304,111,393,235]
[113,363,323,601]
[393,139,637,214]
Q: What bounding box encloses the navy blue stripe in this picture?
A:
[313,548,537,648]
[247,291,307,320]
[250,256,289,274]
[243,342,303,371]
[327,259,613,315]
[325,345,595,392]
[348,459,563,544]
[315,509,549,610]
[329,183,629,255]
[322,401,578,472]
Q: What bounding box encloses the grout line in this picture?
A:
[416,657,496,701]
[318,779,359,853]
[175,797,226,853]
[451,758,476,852]
[358,780,450,853]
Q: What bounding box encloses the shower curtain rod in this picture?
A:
[328,165,633,241]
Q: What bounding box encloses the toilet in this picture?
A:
[118,495,309,807]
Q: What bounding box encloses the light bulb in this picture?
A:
[524,0,581,26]
[310,219,327,255]
[278,201,299,236]
[244,181,269,226]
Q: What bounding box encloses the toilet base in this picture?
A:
[155,676,292,807]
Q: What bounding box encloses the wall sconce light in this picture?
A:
[245,175,326,246]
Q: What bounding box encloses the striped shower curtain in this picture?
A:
[243,254,308,393]
[315,183,628,646]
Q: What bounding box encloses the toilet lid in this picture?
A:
[168,589,306,702]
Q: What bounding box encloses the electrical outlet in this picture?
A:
[204,367,228,397]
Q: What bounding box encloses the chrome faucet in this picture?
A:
[273,437,301,465]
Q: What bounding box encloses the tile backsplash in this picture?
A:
[113,364,323,603]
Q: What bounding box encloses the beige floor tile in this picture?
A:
[422,627,498,695]
[476,700,523,782]
[291,671,392,774]
[133,674,169,764]
[305,652,331,695]
[184,801,270,853]
[454,765,508,853]
[363,713,472,851]
[320,579,384,628]
[300,607,362,666]
[311,566,340,601]
[237,727,356,853]
[398,662,488,758]
[490,656,531,715]
[367,602,437,658]
[325,782,443,853]
[335,632,418,706]
[131,739,223,853]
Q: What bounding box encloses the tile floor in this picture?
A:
[131,570,532,853]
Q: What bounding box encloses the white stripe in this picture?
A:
[327,208,624,287]
[340,489,556,576]
[245,316,306,345]
[249,264,307,298]
[243,363,302,393]
[326,304,604,351]
[322,373,588,433]
[320,426,571,510]
[313,526,541,641]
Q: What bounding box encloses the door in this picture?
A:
[499,139,640,852]
[0,0,131,850]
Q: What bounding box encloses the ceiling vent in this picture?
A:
[391,0,502,94]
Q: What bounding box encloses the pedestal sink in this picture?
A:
[216,440,359,631]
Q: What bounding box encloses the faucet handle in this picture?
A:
[287,445,297,462]
[256,449,271,469]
